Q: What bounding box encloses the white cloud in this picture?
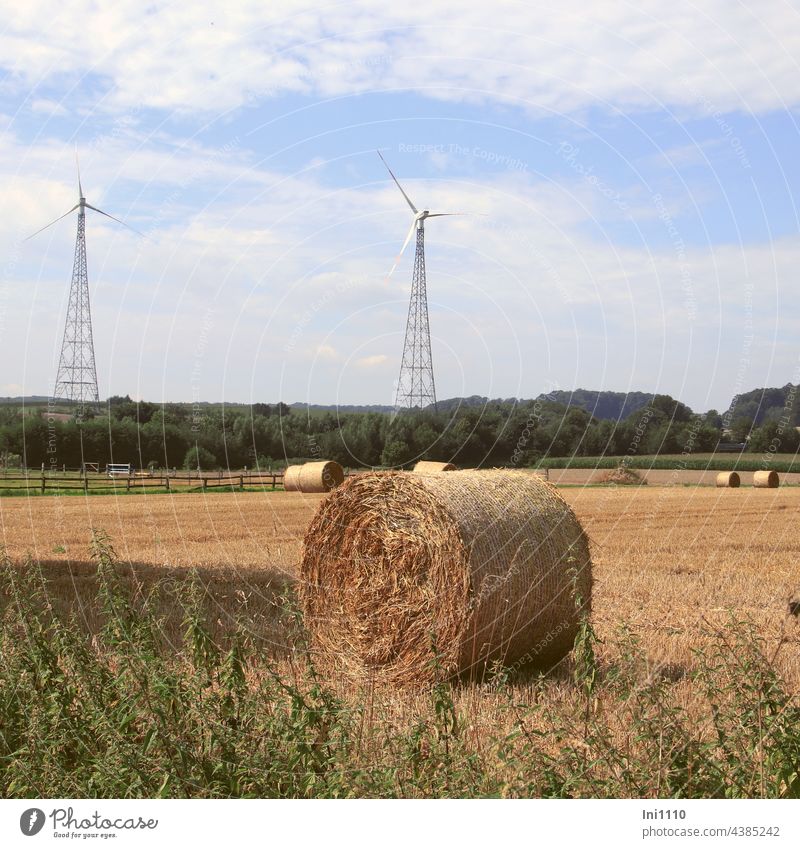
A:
[314,343,340,360]
[356,354,389,369]
[0,2,798,116]
[29,97,68,116]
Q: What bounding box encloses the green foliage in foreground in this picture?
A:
[1,537,799,798]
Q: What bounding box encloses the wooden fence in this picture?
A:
[0,466,549,494]
[0,469,285,494]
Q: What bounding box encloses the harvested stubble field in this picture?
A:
[3,486,798,659]
[2,485,800,797]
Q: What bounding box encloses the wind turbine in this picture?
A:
[378,151,461,412]
[26,156,142,413]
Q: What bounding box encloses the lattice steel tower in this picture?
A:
[54,191,99,409]
[395,223,437,410]
[378,151,460,412]
[26,162,140,414]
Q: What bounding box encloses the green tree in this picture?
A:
[381,439,413,468]
[183,444,217,470]
[748,421,800,454]
[730,416,754,443]
[650,394,693,423]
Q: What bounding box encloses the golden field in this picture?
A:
[1,484,799,683]
[3,483,800,797]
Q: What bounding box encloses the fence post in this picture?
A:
[202,477,207,491]
[165,474,170,492]
[126,476,131,492]
[41,469,45,494]
[239,474,244,491]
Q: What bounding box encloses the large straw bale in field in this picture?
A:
[283,461,344,493]
[715,471,740,488]
[413,460,456,473]
[299,470,592,685]
[753,469,779,488]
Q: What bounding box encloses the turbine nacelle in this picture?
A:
[25,155,144,241]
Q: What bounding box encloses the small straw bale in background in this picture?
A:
[753,469,779,488]
[715,471,740,488]
[283,465,302,491]
[300,469,592,686]
[283,460,344,493]
[413,460,456,473]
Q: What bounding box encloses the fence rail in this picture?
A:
[0,469,286,493]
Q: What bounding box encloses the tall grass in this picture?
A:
[1,535,799,798]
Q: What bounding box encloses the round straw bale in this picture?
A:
[283,461,344,493]
[299,469,592,685]
[413,460,456,473]
[715,471,740,488]
[283,465,303,491]
[753,469,779,488]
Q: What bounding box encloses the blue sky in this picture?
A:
[2,1,800,411]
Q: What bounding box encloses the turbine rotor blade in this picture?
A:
[385,219,418,280]
[75,146,83,198]
[377,150,418,214]
[425,212,468,217]
[24,204,80,241]
[85,203,146,238]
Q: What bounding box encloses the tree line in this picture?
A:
[1,390,798,471]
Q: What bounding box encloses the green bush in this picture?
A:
[182,445,217,471]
